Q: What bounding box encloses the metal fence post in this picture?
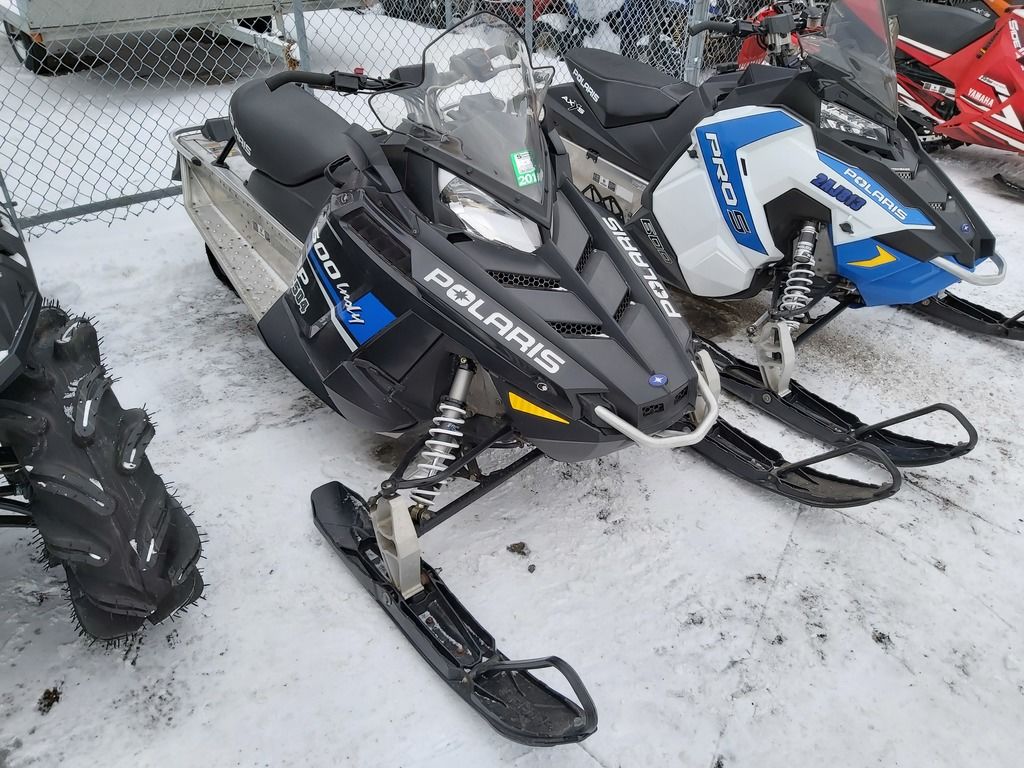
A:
[683,0,712,85]
[291,0,311,70]
[445,0,454,28]
[524,0,534,53]
[0,168,25,242]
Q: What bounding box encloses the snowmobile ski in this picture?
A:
[994,173,1024,197]
[691,420,901,508]
[696,338,978,468]
[911,292,1024,341]
[311,481,598,747]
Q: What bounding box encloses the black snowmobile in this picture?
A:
[172,14,921,745]
[0,206,204,641]
[543,0,1002,471]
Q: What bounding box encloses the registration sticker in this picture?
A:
[510,150,540,187]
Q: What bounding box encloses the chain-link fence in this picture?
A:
[0,0,750,237]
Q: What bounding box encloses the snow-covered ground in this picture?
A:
[0,144,1021,767]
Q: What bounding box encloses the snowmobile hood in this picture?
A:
[281,169,703,453]
[407,179,701,435]
[703,64,997,269]
[813,117,995,270]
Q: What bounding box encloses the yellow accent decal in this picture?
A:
[849,245,898,268]
[508,392,569,424]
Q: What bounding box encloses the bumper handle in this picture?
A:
[593,349,720,449]
[931,250,1006,287]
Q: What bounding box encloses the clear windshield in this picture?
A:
[370,14,554,203]
[803,0,899,117]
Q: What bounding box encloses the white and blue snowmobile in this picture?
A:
[169,13,978,744]
[0,204,204,641]
[545,0,1015,464]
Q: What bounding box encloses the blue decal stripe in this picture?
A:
[817,152,931,227]
[306,249,395,344]
[346,292,395,343]
[696,110,802,255]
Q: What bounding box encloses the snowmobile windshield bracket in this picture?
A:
[593,351,719,449]
[930,250,1005,286]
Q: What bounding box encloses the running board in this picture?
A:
[311,482,598,747]
[911,292,1024,341]
[171,126,301,322]
[690,419,901,508]
[697,338,978,467]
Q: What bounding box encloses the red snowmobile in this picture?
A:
[889,0,1024,153]
[736,0,1024,155]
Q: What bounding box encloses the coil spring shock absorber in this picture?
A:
[757,221,820,395]
[408,359,475,511]
[777,222,819,322]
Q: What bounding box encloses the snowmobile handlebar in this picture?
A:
[593,350,720,449]
[690,13,803,38]
[265,70,334,91]
[689,19,744,35]
[265,69,399,95]
[689,19,759,37]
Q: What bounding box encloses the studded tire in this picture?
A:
[0,306,204,640]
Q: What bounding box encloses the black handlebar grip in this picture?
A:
[688,20,739,35]
[265,70,335,91]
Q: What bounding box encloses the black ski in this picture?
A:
[311,481,598,747]
[911,292,1024,341]
[697,338,978,467]
[994,172,1024,197]
[691,419,901,507]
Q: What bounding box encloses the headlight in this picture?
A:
[439,170,541,252]
[819,101,888,142]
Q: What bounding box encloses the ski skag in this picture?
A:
[911,292,1024,341]
[695,338,978,468]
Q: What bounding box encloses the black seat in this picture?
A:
[229,80,353,186]
[227,78,404,239]
[888,0,996,56]
[563,48,696,129]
